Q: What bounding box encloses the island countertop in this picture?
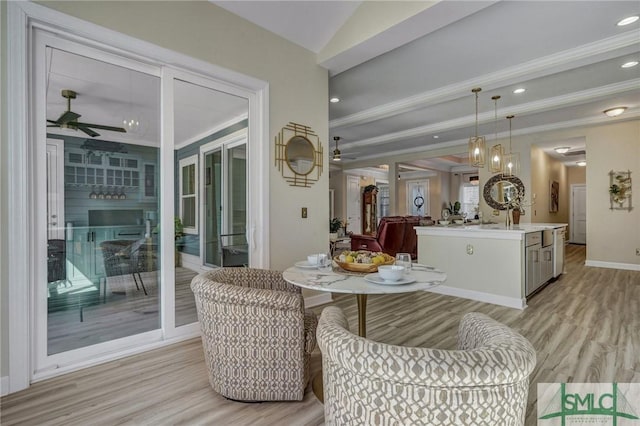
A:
[415,223,567,240]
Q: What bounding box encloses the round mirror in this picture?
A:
[285,136,315,175]
[483,174,525,210]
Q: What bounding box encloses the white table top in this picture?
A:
[282,264,446,295]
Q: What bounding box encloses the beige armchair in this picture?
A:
[191,268,317,401]
[317,306,536,425]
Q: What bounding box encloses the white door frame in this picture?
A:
[570,183,587,244]
[7,1,269,393]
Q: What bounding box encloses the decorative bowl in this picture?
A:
[377,265,405,281]
[333,252,395,273]
[438,220,450,225]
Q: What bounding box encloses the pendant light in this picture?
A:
[489,95,504,174]
[468,88,486,167]
[503,115,520,176]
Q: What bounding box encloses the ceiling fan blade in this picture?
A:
[77,122,127,133]
[56,111,81,124]
[47,124,61,128]
[76,125,100,137]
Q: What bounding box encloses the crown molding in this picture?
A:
[330,30,640,129]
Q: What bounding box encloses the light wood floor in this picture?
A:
[2,245,638,425]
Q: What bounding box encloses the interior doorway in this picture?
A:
[570,184,587,244]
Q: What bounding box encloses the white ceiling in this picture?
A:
[214,0,639,170]
[46,48,248,147]
[47,1,639,171]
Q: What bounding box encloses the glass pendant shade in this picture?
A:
[489,144,504,173]
[489,95,504,174]
[503,152,520,176]
[469,136,486,167]
[502,115,520,176]
[468,88,486,167]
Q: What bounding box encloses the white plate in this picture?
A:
[364,273,416,286]
[295,260,317,269]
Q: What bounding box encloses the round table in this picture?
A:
[282,264,446,338]
[283,263,446,402]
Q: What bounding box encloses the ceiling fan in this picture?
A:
[47,89,127,137]
[332,136,359,161]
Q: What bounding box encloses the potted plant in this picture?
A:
[330,218,343,241]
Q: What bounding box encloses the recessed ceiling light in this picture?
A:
[513,88,526,94]
[603,107,627,117]
[433,135,439,139]
[576,161,587,167]
[617,16,639,26]
[554,147,570,154]
[622,61,639,68]
[329,97,340,103]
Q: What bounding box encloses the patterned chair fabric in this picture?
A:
[317,306,536,425]
[191,268,318,401]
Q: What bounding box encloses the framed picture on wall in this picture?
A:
[550,180,559,212]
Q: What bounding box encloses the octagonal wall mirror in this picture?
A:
[483,174,525,210]
[275,122,323,187]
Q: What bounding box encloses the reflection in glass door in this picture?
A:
[44,46,161,355]
[203,140,247,268]
[173,78,248,326]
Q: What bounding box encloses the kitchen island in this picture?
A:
[415,223,566,309]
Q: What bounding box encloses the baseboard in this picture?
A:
[1,376,9,396]
[426,285,527,310]
[585,260,640,271]
[304,293,333,308]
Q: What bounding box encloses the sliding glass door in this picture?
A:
[38,37,163,362]
[32,28,250,376]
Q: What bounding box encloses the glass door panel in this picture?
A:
[44,47,161,355]
[173,78,248,326]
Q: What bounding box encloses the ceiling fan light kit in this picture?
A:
[468,88,486,167]
[47,89,127,137]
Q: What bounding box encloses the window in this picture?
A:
[460,183,480,217]
[179,155,198,233]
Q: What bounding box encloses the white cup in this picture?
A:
[395,252,412,275]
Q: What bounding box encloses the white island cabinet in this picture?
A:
[415,223,567,309]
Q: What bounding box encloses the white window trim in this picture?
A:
[7,1,270,393]
[179,155,199,234]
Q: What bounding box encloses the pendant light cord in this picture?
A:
[475,91,479,137]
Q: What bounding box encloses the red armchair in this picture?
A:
[349,216,423,259]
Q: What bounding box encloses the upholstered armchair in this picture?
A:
[191,268,318,401]
[349,216,423,259]
[317,306,536,425]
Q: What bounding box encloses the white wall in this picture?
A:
[0,1,328,379]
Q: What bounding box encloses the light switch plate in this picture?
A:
[301,207,307,218]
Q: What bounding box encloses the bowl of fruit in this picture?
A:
[334,250,395,273]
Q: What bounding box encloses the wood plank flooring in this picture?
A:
[2,245,638,425]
